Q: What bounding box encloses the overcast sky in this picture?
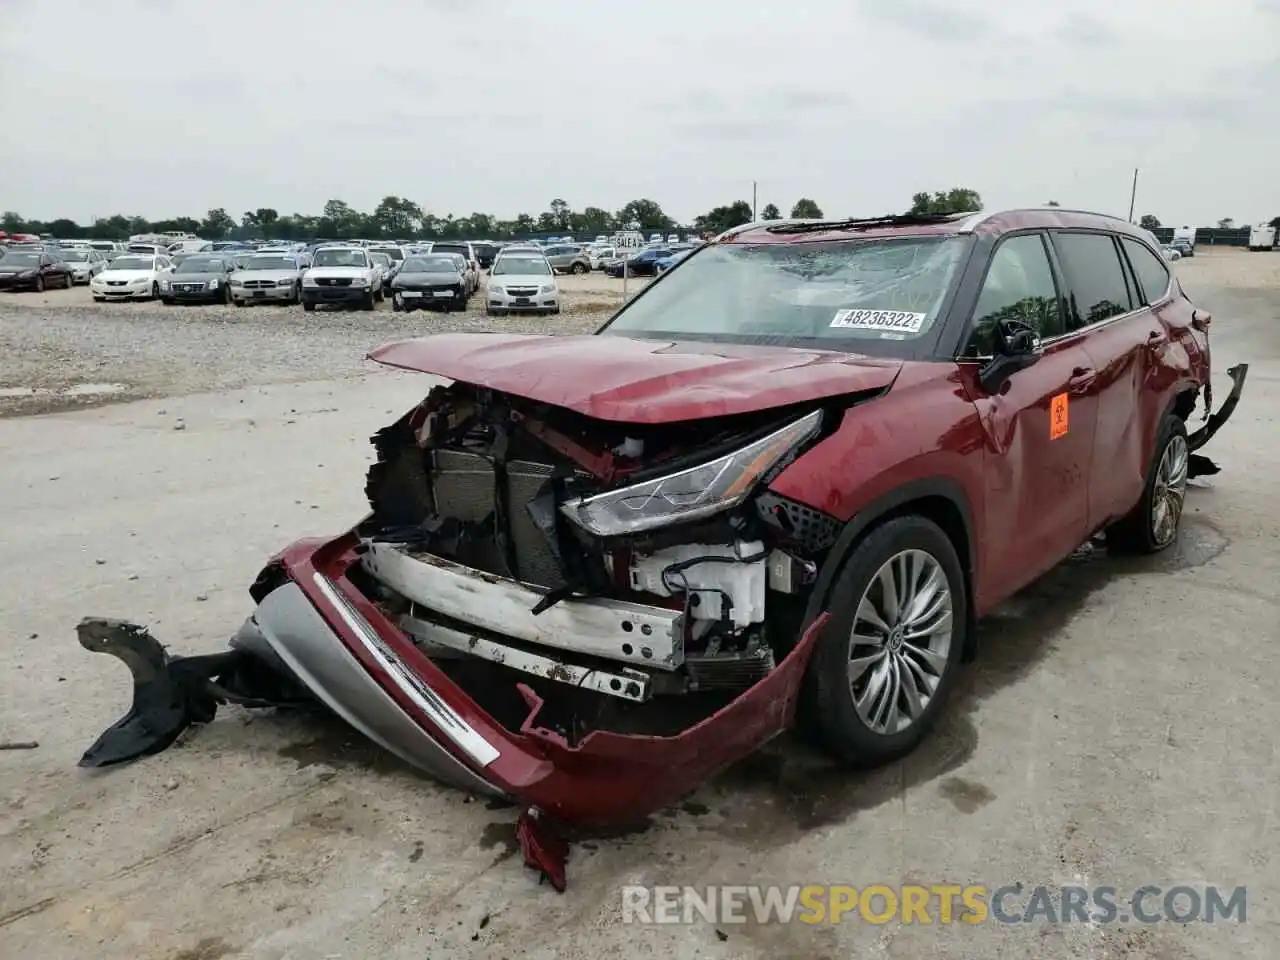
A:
[2,0,1277,226]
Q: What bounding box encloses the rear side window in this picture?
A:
[1053,232,1133,328]
[962,233,1063,357]
[1120,237,1172,305]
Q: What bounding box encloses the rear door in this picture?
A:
[1050,231,1152,530]
[958,231,1100,599]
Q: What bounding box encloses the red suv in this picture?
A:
[80,209,1246,887]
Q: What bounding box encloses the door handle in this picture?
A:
[1068,366,1096,393]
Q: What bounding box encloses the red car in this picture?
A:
[80,208,1246,889]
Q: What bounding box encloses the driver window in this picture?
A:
[962,233,1063,357]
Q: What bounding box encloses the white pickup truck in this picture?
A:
[300,246,383,311]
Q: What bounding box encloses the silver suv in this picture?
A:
[541,244,592,275]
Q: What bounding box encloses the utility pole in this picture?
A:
[1128,168,1139,222]
[752,181,758,221]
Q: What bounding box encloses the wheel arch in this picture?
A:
[801,478,979,661]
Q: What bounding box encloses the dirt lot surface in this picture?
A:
[0,273,648,417]
[1,250,1277,959]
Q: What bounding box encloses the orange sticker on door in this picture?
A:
[1050,393,1069,439]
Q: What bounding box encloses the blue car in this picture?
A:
[605,247,671,278]
[654,248,695,274]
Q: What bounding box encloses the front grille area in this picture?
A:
[316,277,353,287]
[429,449,564,589]
[243,279,275,289]
[174,283,204,292]
[505,287,538,297]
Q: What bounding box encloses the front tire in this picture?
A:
[571,262,587,275]
[805,516,966,767]
[1106,415,1189,554]
[34,276,44,293]
[151,282,159,300]
[361,291,375,311]
[302,301,315,312]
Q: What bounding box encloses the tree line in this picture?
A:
[0,188,986,242]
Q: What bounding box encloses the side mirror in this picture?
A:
[978,318,1043,394]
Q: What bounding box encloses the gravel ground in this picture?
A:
[0,274,649,417]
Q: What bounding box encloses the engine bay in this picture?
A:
[351,382,844,743]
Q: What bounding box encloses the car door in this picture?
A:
[1050,231,1153,531]
[958,231,1100,599]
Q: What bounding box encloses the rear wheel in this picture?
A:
[571,262,587,275]
[1106,415,1188,554]
[805,516,966,767]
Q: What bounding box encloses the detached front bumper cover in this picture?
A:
[76,535,830,891]
[1188,363,1248,477]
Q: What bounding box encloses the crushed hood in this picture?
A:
[367,333,901,422]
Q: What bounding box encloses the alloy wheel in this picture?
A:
[847,549,954,735]
[1151,434,1189,547]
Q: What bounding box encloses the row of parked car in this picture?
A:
[0,238,575,315]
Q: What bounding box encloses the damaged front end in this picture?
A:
[79,381,863,887]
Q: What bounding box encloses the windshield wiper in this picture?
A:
[765,212,967,235]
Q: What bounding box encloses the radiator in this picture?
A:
[429,450,564,589]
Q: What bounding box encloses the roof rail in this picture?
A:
[956,207,1131,233]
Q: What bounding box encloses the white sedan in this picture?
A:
[485,255,560,316]
[89,253,173,301]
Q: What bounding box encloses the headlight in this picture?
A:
[351,277,368,287]
[488,284,504,295]
[159,280,170,290]
[302,276,318,287]
[277,278,294,287]
[539,284,555,294]
[208,278,219,289]
[560,410,823,536]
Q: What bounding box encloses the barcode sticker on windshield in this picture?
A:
[830,309,927,333]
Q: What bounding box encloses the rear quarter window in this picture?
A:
[1052,232,1134,328]
[1120,237,1172,305]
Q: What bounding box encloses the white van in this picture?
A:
[1172,225,1197,254]
[167,239,213,254]
[1248,223,1276,251]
